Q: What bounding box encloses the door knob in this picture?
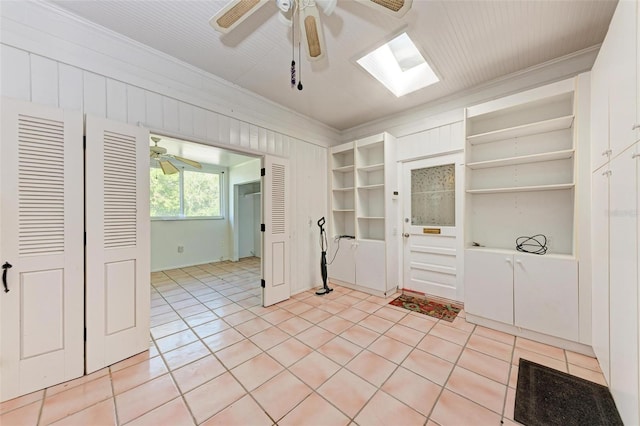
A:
[403,233,410,238]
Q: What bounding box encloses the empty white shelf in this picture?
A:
[357,216,385,220]
[466,149,575,169]
[333,165,355,173]
[466,183,575,194]
[467,115,574,145]
[333,187,355,192]
[357,163,384,172]
[357,184,384,190]
[333,209,355,212]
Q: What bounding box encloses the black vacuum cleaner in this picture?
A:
[316,217,333,296]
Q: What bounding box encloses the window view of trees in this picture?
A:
[150,167,222,218]
[150,168,179,217]
[184,171,220,217]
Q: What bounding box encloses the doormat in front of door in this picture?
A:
[388,294,462,322]
[514,358,623,426]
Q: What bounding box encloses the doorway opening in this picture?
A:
[148,134,261,274]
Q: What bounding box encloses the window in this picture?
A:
[150,167,224,219]
[411,164,455,226]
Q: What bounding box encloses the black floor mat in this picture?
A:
[514,358,623,426]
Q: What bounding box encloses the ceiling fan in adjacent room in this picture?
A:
[149,136,203,175]
[209,0,413,62]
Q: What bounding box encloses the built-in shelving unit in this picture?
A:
[328,133,398,296]
[463,78,583,346]
[464,81,576,255]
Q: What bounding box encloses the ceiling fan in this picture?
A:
[209,0,413,62]
[149,136,203,175]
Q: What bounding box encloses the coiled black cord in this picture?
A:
[516,234,548,255]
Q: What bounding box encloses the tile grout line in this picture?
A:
[108,366,121,426]
[35,388,46,426]
[155,265,278,426]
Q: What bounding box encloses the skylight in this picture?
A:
[357,33,439,97]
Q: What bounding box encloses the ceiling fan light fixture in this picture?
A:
[276,0,291,13]
[315,0,337,16]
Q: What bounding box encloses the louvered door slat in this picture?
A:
[17,115,65,256]
[102,131,137,249]
[271,164,286,234]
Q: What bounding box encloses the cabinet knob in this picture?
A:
[403,233,410,238]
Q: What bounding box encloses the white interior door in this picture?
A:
[402,154,463,301]
[262,156,290,306]
[85,116,150,373]
[0,98,84,401]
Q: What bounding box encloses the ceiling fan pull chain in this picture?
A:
[290,1,296,88]
[297,41,303,90]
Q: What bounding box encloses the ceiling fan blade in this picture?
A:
[209,0,270,33]
[173,156,203,169]
[159,160,180,175]
[356,0,412,17]
[300,4,325,61]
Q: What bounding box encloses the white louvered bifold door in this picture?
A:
[85,116,149,373]
[0,98,84,402]
[261,156,290,306]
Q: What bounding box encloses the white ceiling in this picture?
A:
[51,0,617,131]
[151,134,258,168]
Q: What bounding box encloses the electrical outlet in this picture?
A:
[177,246,184,253]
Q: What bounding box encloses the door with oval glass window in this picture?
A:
[402,154,464,301]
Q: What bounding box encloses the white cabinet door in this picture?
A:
[85,116,150,373]
[262,156,291,307]
[355,239,385,292]
[591,168,611,383]
[590,41,611,172]
[608,0,638,156]
[0,98,84,401]
[328,237,355,284]
[514,255,578,341]
[464,249,514,325]
[608,144,639,426]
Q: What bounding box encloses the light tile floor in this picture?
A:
[1,257,608,426]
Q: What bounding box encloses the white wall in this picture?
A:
[229,160,261,262]
[151,220,229,271]
[1,1,329,294]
